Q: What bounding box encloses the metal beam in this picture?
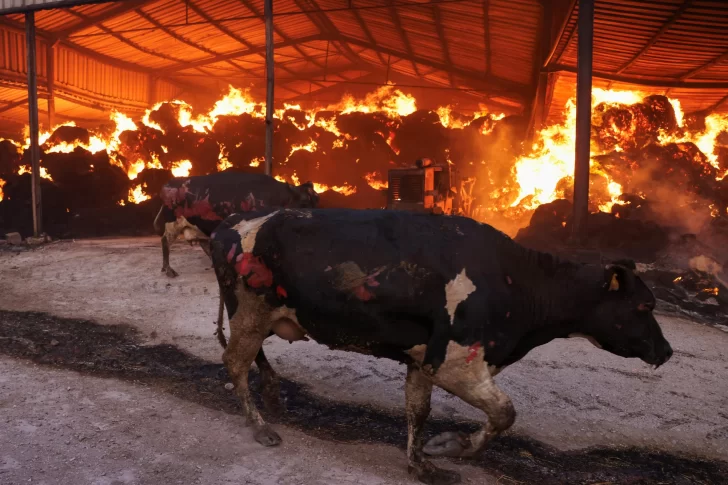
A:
[338,35,531,99]
[46,42,56,127]
[543,0,577,68]
[616,0,693,74]
[572,0,593,244]
[545,64,728,89]
[0,99,28,114]
[292,0,362,65]
[25,11,42,237]
[134,8,269,83]
[679,49,728,81]
[159,35,326,74]
[237,0,326,70]
[389,2,419,76]
[58,0,151,38]
[264,0,274,177]
[349,8,388,66]
[483,0,491,75]
[184,0,309,94]
[432,4,454,86]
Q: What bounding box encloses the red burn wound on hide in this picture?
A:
[235,252,273,288]
[276,285,287,298]
[353,285,374,301]
[226,244,237,263]
[506,311,511,318]
[466,342,481,364]
[488,341,496,348]
[506,276,512,285]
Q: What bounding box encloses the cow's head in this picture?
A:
[289,181,320,208]
[578,261,672,367]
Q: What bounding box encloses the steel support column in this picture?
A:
[572,0,593,243]
[25,11,42,237]
[46,43,56,128]
[264,0,274,176]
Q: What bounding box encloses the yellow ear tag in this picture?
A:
[609,273,620,291]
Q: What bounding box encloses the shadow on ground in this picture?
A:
[0,310,725,485]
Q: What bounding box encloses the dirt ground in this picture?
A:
[1,238,728,484]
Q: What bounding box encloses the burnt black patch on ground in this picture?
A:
[0,310,725,485]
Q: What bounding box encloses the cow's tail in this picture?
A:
[215,284,228,348]
[153,205,165,236]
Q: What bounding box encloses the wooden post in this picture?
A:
[571,0,594,244]
[264,0,274,177]
[46,42,56,129]
[25,11,43,237]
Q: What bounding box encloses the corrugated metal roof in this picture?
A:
[0,0,726,132]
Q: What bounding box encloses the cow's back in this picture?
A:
[213,209,513,355]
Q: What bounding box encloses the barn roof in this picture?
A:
[0,0,726,134]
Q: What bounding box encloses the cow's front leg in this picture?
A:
[161,232,179,278]
[409,342,515,458]
[405,365,460,485]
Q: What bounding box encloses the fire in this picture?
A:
[511,88,653,211]
[660,112,728,173]
[275,173,356,196]
[250,156,264,168]
[365,172,388,190]
[0,178,5,201]
[329,85,417,119]
[171,160,192,177]
[18,165,52,181]
[286,139,317,163]
[128,184,149,204]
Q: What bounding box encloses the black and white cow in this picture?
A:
[152,172,319,277]
[210,208,673,485]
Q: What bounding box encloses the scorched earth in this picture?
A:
[0,238,727,484]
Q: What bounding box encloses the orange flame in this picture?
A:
[0,178,5,201]
[171,160,192,177]
[128,184,149,204]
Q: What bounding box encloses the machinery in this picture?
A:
[386,158,459,215]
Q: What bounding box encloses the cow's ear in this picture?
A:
[604,265,636,293]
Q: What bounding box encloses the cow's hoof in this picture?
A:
[164,267,179,278]
[253,424,282,447]
[409,461,461,485]
[423,431,472,458]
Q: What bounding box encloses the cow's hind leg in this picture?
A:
[255,348,282,416]
[406,364,460,485]
[409,343,515,459]
[224,291,281,447]
[161,236,179,278]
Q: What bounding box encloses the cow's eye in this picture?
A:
[637,302,654,312]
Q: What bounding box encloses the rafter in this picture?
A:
[616,0,693,74]
[292,0,362,65]
[546,64,728,89]
[483,0,491,75]
[58,0,151,38]
[64,10,190,68]
[542,0,577,69]
[339,35,531,99]
[679,49,728,80]
[432,4,454,86]
[709,92,728,112]
[237,0,325,70]
[349,9,388,66]
[181,1,316,94]
[159,35,327,74]
[0,99,27,115]
[388,2,419,76]
[134,8,271,87]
